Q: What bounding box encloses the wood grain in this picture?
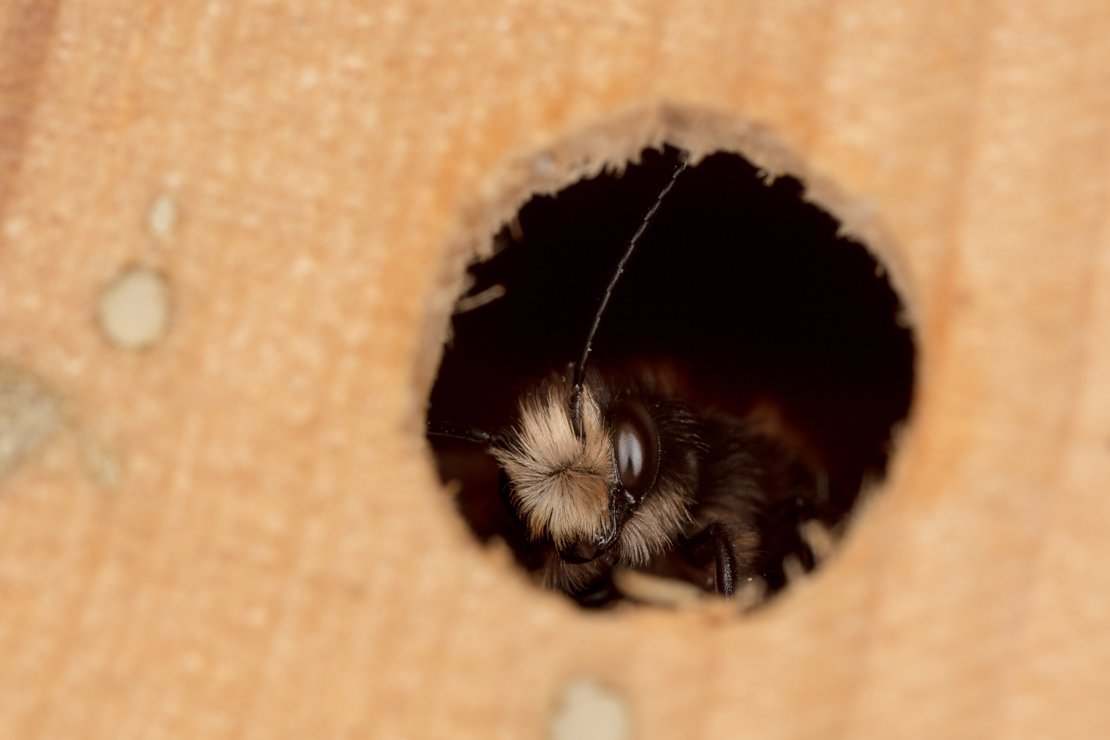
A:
[0,1,1107,737]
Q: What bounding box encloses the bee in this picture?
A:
[428,158,834,606]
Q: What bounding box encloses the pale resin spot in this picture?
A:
[549,677,630,740]
[97,266,171,349]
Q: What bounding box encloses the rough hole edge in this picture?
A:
[413,102,923,612]
[417,104,920,396]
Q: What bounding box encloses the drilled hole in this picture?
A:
[427,146,916,609]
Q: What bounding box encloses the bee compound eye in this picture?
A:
[610,398,660,501]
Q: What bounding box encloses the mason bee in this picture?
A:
[428,156,850,607]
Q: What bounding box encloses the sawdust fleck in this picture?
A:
[146,192,179,238]
[81,434,121,489]
[612,568,705,608]
[455,283,506,314]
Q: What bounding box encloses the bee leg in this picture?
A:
[677,523,740,596]
[707,522,737,597]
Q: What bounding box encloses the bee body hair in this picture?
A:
[428,157,831,606]
[489,368,824,602]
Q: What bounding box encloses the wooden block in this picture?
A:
[0,1,1107,737]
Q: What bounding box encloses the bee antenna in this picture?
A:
[569,157,689,436]
[427,421,505,447]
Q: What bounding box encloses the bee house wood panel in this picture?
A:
[1,1,1108,738]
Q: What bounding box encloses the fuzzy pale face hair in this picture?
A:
[616,486,693,565]
[493,381,613,549]
[538,477,695,594]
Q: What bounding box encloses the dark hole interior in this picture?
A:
[427,146,916,607]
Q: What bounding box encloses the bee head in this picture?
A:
[493,373,699,568]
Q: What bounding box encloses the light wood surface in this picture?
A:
[1,1,1107,737]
